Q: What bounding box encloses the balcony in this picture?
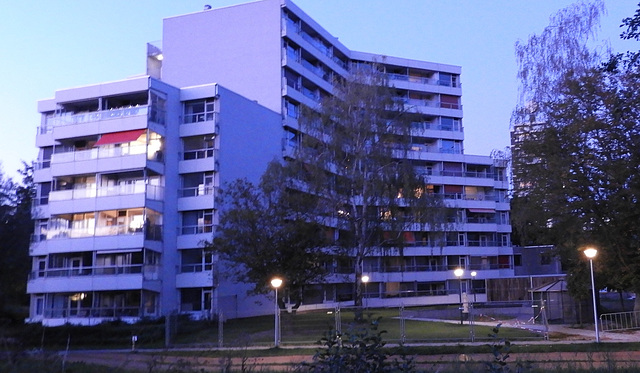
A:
[49,184,164,200]
[48,184,164,214]
[386,73,461,88]
[176,268,213,288]
[178,186,215,211]
[41,105,166,134]
[35,289,159,322]
[180,114,219,138]
[176,224,214,248]
[29,264,160,281]
[33,223,162,243]
[50,145,164,176]
[52,144,146,163]
[180,224,213,235]
[179,148,218,174]
[43,306,144,320]
[27,265,162,298]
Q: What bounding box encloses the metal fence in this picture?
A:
[172,302,549,347]
[600,310,640,332]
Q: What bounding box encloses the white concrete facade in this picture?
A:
[28,0,513,324]
[29,76,281,325]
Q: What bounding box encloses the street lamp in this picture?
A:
[361,275,370,309]
[454,268,464,325]
[470,271,477,303]
[469,271,477,341]
[584,248,600,343]
[270,277,283,347]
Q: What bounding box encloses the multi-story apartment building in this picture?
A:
[28,0,513,325]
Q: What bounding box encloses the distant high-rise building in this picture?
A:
[28,0,513,326]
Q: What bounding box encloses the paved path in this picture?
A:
[407,317,640,342]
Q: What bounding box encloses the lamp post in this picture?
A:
[361,275,370,309]
[469,271,478,341]
[584,248,600,343]
[454,268,464,325]
[470,271,477,303]
[270,277,283,347]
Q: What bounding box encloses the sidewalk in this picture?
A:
[407,317,640,343]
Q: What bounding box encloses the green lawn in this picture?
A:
[173,307,541,346]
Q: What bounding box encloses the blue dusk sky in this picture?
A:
[0,0,637,180]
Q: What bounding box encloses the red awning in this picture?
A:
[468,208,495,213]
[403,231,415,244]
[95,129,145,146]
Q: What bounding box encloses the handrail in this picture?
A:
[48,184,164,202]
[29,264,162,280]
[33,223,163,242]
[179,263,214,273]
[43,105,155,129]
[179,185,215,197]
[180,224,214,235]
[50,144,148,164]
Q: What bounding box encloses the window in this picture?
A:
[440,94,460,109]
[36,182,51,205]
[285,100,299,119]
[180,249,213,272]
[40,146,53,168]
[149,91,166,125]
[181,172,215,197]
[181,210,214,234]
[184,99,216,123]
[438,72,459,87]
[441,140,461,154]
[183,136,215,160]
[501,234,510,247]
[284,69,300,90]
[541,252,553,265]
[181,288,213,311]
[34,296,44,316]
[285,42,300,62]
[514,255,522,266]
[440,117,461,131]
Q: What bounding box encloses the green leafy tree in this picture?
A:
[211,161,330,309]
[0,163,35,320]
[512,0,606,125]
[511,2,640,308]
[291,67,450,311]
[213,68,450,313]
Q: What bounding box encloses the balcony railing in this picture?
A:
[300,30,331,58]
[180,224,214,235]
[442,193,496,201]
[183,147,216,161]
[372,237,510,248]
[50,144,163,164]
[49,184,164,202]
[39,105,166,134]
[417,170,494,179]
[183,111,218,124]
[410,121,462,132]
[356,262,511,274]
[32,223,163,242]
[179,185,214,198]
[386,73,461,88]
[43,306,145,319]
[179,263,214,273]
[394,97,462,110]
[29,264,160,280]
